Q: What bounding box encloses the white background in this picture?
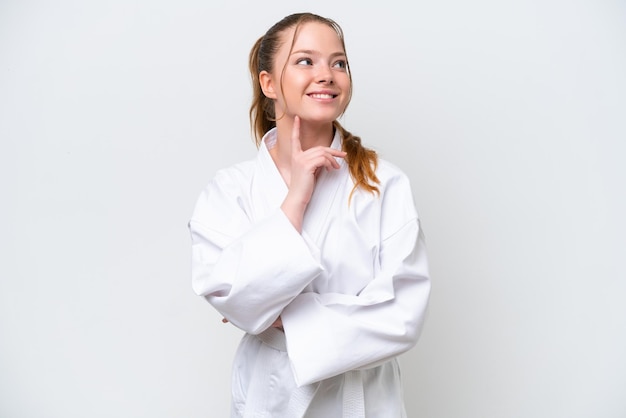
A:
[1,1,625,417]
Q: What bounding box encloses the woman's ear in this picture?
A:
[259,71,277,99]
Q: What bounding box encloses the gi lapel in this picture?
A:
[251,129,289,221]
[302,130,347,244]
[252,128,347,245]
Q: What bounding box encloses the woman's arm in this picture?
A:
[281,173,431,386]
[189,171,324,335]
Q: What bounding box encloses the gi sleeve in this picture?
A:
[189,170,324,335]
[280,172,431,387]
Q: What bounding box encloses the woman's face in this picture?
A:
[264,21,351,124]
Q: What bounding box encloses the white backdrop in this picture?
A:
[1,1,625,417]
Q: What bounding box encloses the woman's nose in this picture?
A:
[316,65,334,84]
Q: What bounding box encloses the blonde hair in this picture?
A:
[249,12,379,198]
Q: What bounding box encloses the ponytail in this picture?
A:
[334,121,380,200]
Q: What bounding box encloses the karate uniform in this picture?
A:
[189,128,431,417]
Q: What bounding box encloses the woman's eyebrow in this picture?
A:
[291,49,346,58]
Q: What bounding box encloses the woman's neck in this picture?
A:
[271,119,334,164]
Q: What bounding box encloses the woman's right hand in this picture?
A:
[281,116,346,232]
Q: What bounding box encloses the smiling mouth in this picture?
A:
[308,93,337,99]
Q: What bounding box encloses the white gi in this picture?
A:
[189,128,431,417]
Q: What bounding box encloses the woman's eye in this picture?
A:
[333,60,347,69]
[296,58,313,65]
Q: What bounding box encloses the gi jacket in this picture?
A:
[189,128,431,417]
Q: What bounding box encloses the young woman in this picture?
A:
[189,12,431,417]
